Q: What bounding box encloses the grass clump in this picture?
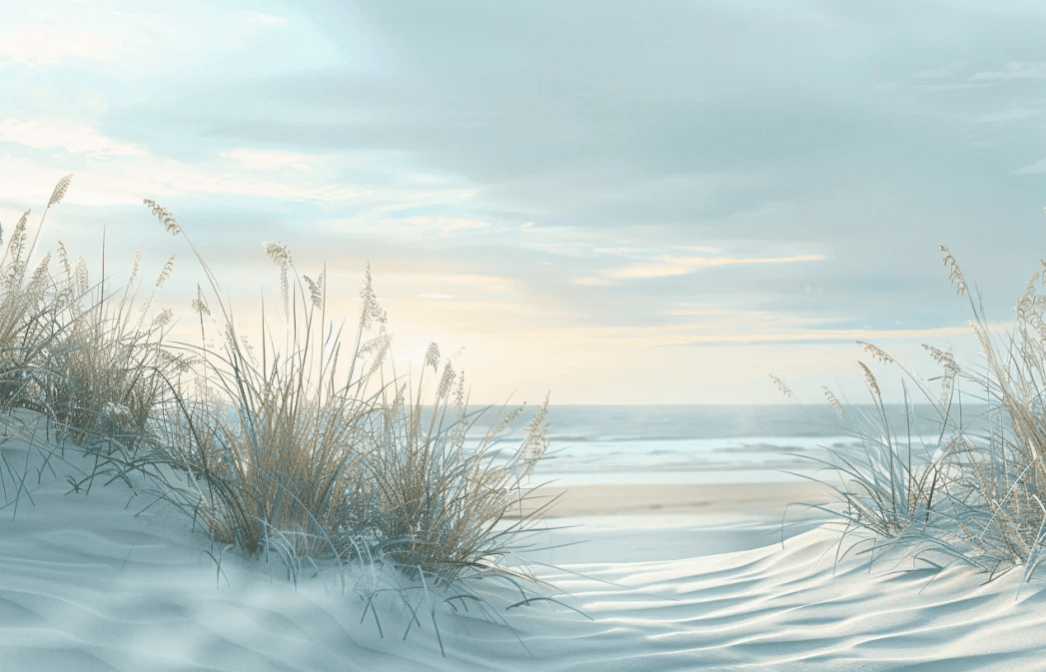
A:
[144,200,565,648]
[0,178,568,655]
[0,179,74,414]
[41,240,181,450]
[778,240,1046,590]
[365,360,551,581]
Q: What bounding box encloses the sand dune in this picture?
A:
[0,411,1041,671]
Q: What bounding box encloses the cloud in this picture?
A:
[910,82,990,92]
[400,216,491,234]
[0,119,147,157]
[0,25,116,66]
[219,149,314,172]
[0,147,362,207]
[677,324,974,347]
[379,272,514,291]
[570,277,613,287]
[240,12,290,30]
[974,108,1042,124]
[912,60,968,80]
[1014,156,1046,174]
[472,310,980,351]
[971,62,1046,81]
[604,253,825,280]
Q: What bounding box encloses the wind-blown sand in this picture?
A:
[1,411,1041,671]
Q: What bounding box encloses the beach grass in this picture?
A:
[0,177,565,653]
[777,243,1046,590]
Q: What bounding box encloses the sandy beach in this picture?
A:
[1,410,1040,671]
[11,0,1046,668]
[508,481,838,566]
[518,481,836,518]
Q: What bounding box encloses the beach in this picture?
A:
[518,481,836,518]
[1,408,1039,671]
[8,1,1046,668]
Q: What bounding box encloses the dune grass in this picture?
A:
[42,238,181,450]
[0,177,567,653]
[777,243,1046,591]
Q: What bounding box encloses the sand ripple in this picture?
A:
[0,425,1043,670]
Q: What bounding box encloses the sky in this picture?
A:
[2,0,1046,406]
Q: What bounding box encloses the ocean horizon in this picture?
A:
[463,402,996,487]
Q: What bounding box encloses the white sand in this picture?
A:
[0,410,1042,671]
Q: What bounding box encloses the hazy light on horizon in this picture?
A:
[2,0,1045,405]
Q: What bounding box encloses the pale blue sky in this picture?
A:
[1,0,1045,405]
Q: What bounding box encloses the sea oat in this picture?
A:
[75,259,89,296]
[517,394,550,477]
[454,369,466,409]
[923,343,959,406]
[940,244,967,296]
[858,361,881,397]
[424,342,440,372]
[153,308,173,327]
[858,341,894,365]
[127,246,144,290]
[359,264,386,329]
[360,330,391,377]
[923,343,960,375]
[47,174,72,209]
[303,274,322,309]
[263,242,291,317]
[824,386,845,418]
[157,254,175,288]
[9,210,28,263]
[26,254,51,299]
[143,199,181,235]
[486,405,525,444]
[973,321,992,362]
[57,241,72,281]
[436,362,456,401]
[769,374,795,400]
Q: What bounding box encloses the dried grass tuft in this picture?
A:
[134,198,567,649]
[799,242,1046,594]
[0,181,573,656]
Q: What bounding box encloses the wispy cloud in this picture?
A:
[0,149,362,206]
[2,0,1041,404]
[601,253,825,281]
[971,62,1046,81]
[0,25,116,66]
[0,119,146,157]
[910,82,990,92]
[913,60,968,80]
[219,149,315,172]
[379,272,515,291]
[975,108,1042,124]
[240,12,290,31]
[1013,156,1046,174]
[401,216,490,233]
[676,325,974,347]
[475,313,977,350]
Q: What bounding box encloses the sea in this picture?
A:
[474,403,997,487]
